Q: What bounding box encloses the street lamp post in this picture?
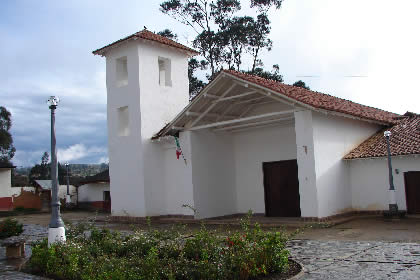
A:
[384,130,398,215]
[65,162,71,205]
[47,96,66,246]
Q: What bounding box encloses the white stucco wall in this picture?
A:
[78,182,110,202]
[161,131,195,216]
[105,39,190,217]
[190,129,237,219]
[138,42,190,216]
[58,185,77,204]
[294,110,319,217]
[312,112,381,217]
[0,169,12,197]
[350,155,420,211]
[232,124,297,214]
[106,41,146,216]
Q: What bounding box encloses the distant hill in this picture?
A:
[68,163,109,177]
[15,163,108,177]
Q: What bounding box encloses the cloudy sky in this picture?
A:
[1,0,419,167]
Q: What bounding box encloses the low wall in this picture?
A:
[13,190,42,210]
[0,197,13,211]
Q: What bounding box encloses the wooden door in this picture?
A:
[263,160,301,217]
[103,191,111,212]
[404,171,420,214]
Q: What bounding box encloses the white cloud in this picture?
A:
[57,144,106,163]
[267,0,420,114]
[13,150,46,167]
[97,156,109,164]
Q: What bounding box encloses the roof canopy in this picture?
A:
[154,70,400,139]
[93,29,199,56]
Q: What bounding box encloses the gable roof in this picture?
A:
[79,169,109,186]
[93,29,199,56]
[345,112,420,159]
[153,70,400,139]
[224,70,399,125]
[34,180,52,190]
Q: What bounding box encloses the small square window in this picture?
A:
[116,56,128,87]
[117,106,130,136]
[158,57,172,87]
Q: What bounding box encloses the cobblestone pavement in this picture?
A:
[0,224,49,279]
[288,240,420,279]
[0,223,419,279]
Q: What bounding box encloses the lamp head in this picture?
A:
[65,162,69,167]
[384,130,391,137]
[47,96,60,107]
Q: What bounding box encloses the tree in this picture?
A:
[0,106,16,164]
[160,0,283,77]
[188,58,207,98]
[158,29,207,98]
[157,29,178,40]
[29,152,50,183]
[293,80,310,90]
[57,162,67,185]
[41,151,49,166]
[243,64,283,82]
[247,14,272,72]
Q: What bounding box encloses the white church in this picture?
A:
[93,29,420,220]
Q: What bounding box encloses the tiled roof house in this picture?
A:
[94,28,420,220]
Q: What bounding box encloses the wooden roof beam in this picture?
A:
[189,110,296,131]
[187,83,237,128]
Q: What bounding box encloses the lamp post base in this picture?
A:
[383,209,406,219]
[388,203,398,214]
[48,227,66,247]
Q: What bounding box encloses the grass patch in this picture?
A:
[29,212,291,280]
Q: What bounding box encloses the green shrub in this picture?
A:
[30,213,289,280]
[0,218,24,239]
[14,206,38,212]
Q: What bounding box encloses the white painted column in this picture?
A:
[294,110,319,217]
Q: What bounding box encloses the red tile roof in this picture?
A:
[223,70,400,124]
[345,112,420,159]
[93,29,199,56]
[79,169,110,185]
[0,162,15,169]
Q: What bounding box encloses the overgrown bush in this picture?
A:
[30,213,290,280]
[0,218,24,239]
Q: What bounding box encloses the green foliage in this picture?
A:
[14,206,38,212]
[0,106,16,164]
[243,64,283,82]
[188,58,207,98]
[30,214,290,280]
[157,29,178,41]
[29,152,50,183]
[160,0,283,77]
[293,80,310,90]
[0,218,23,239]
[29,151,67,184]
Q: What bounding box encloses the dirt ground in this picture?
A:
[298,216,420,242]
[3,211,420,242]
